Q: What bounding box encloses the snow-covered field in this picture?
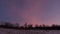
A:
[0,28,60,34]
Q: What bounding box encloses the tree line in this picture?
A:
[0,21,60,30]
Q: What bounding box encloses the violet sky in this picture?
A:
[0,0,60,26]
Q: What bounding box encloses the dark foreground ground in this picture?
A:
[0,28,60,34]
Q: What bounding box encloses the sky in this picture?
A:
[0,0,60,26]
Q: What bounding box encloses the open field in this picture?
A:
[0,28,60,34]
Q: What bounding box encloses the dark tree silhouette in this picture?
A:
[28,24,33,29]
[15,23,19,27]
[39,25,42,27]
[0,21,60,30]
[24,22,28,28]
[42,24,45,27]
[35,24,38,27]
[20,26,24,29]
[4,22,13,28]
[35,24,39,29]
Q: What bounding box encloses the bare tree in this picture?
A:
[35,24,39,28]
[28,24,33,28]
[24,22,28,28]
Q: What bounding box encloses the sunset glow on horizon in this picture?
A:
[0,0,60,26]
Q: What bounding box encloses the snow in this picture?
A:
[0,28,60,34]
